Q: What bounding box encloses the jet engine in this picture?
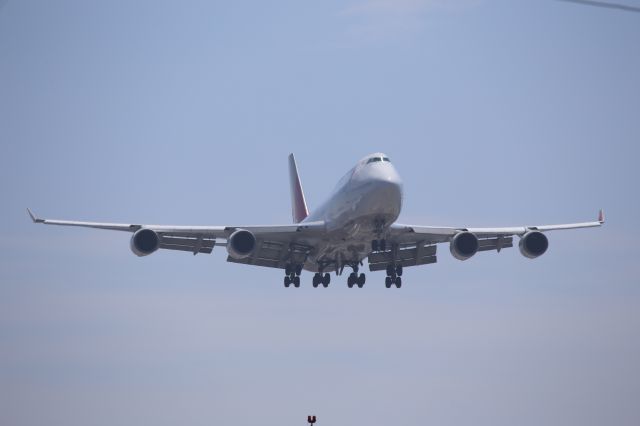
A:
[450,231,479,261]
[226,229,256,259]
[130,228,160,257]
[519,231,548,259]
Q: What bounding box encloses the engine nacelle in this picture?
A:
[226,229,256,259]
[519,231,548,259]
[130,228,160,257]
[450,231,479,261]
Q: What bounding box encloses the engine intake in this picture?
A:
[519,231,548,259]
[130,228,160,257]
[450,231,479,261]
[226,229,256,259]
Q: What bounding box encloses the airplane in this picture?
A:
[27,153,604,288]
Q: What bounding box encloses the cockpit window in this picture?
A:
[367,156,391,164]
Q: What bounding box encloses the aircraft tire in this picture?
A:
[322,273,330,286]
[357,273,366,287]
[385,276,392,288]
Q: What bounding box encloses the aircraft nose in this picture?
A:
[371,163,402,186]
[366,163,403,198]
[356,162,403,220]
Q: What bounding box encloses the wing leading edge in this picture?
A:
[27,208,325,257]
[391,209,604,242]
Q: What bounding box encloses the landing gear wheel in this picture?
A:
[284,276,291,287]
[385,276,392,288]
[357,273,366,288]
[293,276,300,288]
[285,264,292,276]
[295,265,303,276]
[395,276,402,288]
[347,273,356,288]
[322,273,330,287]
[312,274,320,288]
[396,265,403,276]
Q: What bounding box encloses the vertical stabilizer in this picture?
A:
[288,153,309,223]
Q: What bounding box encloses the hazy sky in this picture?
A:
[1,1,639,425]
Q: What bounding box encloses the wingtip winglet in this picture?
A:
[27,208,43,223]
[598,209,605,224]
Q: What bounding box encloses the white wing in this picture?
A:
[367,210,605,272]
[391,209,605,242]
[27,208,325,265]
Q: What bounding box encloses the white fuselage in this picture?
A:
[302,153,403,273]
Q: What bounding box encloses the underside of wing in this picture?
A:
[369,233,514,271]
[377,210,603,271]
[28,208,325,262]
[226,239,314,270]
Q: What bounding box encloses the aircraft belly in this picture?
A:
[303,218,384,273]
[304,241,369,273]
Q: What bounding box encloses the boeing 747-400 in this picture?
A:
[28,153,604,288]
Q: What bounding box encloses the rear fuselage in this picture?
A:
[302,153,403,273]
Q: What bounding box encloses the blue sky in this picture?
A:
[1,1,639,425]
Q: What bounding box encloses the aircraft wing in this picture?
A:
[368,210,604,272]
[27,209,325,263]
[391,209,604,241]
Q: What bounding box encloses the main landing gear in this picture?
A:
[346,264,366,288]
[347,272,366,288]
[284,263,302,288]
[385,264,403,288]
[312,273,331,288]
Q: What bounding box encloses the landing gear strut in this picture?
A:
[371,239,387,252]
